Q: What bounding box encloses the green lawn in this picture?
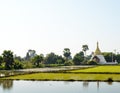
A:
[69,66,120,73]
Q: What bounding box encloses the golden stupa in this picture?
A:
[91,42,107,64]
[94,42,102,55]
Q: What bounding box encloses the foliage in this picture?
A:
[25,49,36,60]
[38,63,45,68]
[116,54,120,63]
[64,60,74,66]
[14,60,23,69]
[87,60,98,65]
[45,53,64,64]
[2,50,14,70]
[82,45,89,56]
[0,56,3,66]
[102,52,113,62]
[63,48,71,60]
[23,61,33,69]
[32,54,44,67]
[73,51,84,65]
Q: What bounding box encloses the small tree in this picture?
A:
[87,60,98,65]
[64,60,74,66]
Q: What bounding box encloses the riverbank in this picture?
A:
[1,66,120,81]
[2,72,120,82]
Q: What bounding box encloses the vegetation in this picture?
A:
[73,51,84,65]
[0,44,120,70]
[82,45,89,56]
[2,50,14,70]
[2,72,120,81]
[1,66,120,81]
[63,48,71,60]
[87,60,98,65]
[70,66,120,73]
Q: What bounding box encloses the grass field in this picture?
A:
[2,72,120,81]
[2,66,120,81]
[69,66,120,73]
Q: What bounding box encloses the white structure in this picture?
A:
[91,42,107,64]
[91,42,118,64]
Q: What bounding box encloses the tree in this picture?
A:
[73,51,84,65]
[82,45,89,56]
[44,53,64,65]
[102,52,115,62]
[56,56,65,65]
[2,50,14,70]
[64,60,74,66]
[87,60,98,65]
[14,59,23,69]
[63,48,71,60]
[0,56,3,66]
[25,49,36,60]
[32,54,44,67]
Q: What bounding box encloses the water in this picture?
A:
[0,80,120,93]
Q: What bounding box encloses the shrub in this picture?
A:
[64,60,74,66]
[39,63,45,68]
[87,61,98,65]
[14,60,23,69]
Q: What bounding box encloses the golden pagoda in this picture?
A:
[94,42,102,55]
[91,42,107,64]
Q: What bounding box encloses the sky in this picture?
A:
[0,0,120,57]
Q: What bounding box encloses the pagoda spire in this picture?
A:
[94,42,102,55]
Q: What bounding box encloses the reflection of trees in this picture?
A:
[83,81,89,88]
[0,80,13,90]
[107,81,113,85]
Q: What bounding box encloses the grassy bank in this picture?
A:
[69,66,120,73]
[2,73,120,81]
[1,66,120,81]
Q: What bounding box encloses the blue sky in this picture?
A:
[0,0,120,57]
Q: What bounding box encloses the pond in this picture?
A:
[0,80,120,93]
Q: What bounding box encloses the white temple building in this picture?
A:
[91,42,118,64]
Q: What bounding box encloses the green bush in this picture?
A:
[87,61,98,65]
[38,63,45,68]
[64,60,74,66]
[45,64,59,67]
[14,60,24,69]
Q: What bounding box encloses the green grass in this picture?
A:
[69,66,120,73]
[2,72,120,81]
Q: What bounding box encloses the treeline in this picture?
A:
[0,45,120,70]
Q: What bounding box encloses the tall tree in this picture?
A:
[82,45,89,56]
[63,48,71,60]
[2,50,14,70]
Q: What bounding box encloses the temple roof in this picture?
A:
[94,42,102,55]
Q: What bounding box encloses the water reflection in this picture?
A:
[0,80,119,93]
[0,80,13,90]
